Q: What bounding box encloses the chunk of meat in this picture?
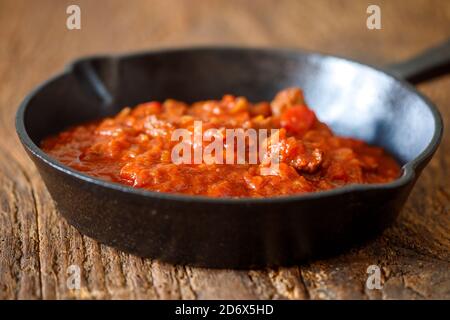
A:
[144,115,174,137]
[162,99,188,121]
[260,129,323,175]
[288,145,323,173]
[270,87,306,116]
[250,102,271,117]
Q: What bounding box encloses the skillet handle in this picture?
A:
[386,39,450,84]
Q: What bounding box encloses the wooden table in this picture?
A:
[1,0,449,299]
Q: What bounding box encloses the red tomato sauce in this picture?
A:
[41,88,400,198]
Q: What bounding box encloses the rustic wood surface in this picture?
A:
[0,0,449,300]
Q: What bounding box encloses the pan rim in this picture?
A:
[15,46,444,204]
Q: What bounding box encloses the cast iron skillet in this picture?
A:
[16,41,448,268]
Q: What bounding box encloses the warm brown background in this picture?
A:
[0,0,449,299]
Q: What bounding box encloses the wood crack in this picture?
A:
[297,267,311,300]
[16,164,43,299]
[183,266,198,300]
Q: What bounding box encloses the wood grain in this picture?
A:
[0,0,449,299]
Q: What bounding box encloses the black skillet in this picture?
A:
[16,41,448,268]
